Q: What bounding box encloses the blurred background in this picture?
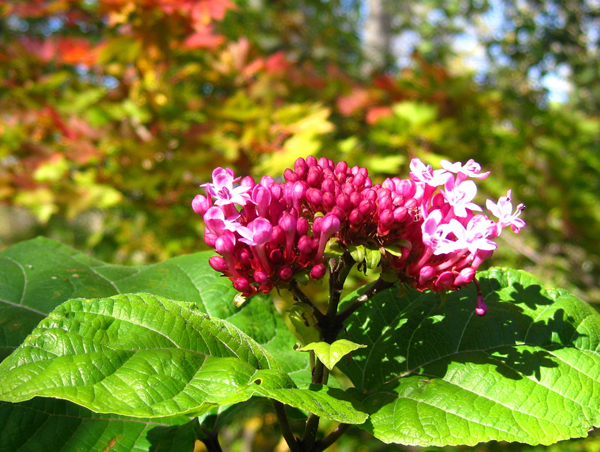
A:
[1,1,599,449]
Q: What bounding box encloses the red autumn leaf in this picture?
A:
[184,28,225,49]
[366,106,394,125]
[337,87,373,116]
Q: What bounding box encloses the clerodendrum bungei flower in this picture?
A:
[193,156,525,315]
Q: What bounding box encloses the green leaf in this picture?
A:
[0,399,195,452]
[364,246,382,269]
[297,340,367,371]
[0,238,309,384]
[349,244,366,263]
[339,268,600,446]
[0,293,289,417]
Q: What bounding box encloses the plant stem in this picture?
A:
[272,399,302,452]
[288,279,326,323]
[315,423,351,451]
[194,422,223,452]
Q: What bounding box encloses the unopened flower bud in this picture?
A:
[475,294,487,316]
[279,265,293,281]
[454,267,476,286]
[419,265,435,285]
[192,194,211,216]
[434,271,455,290]
[323,192,336,208]
[284,168,299,182]
[306,188,323,205]
[215,233,235,254]
[336,193,351,211]
[322,178,335,193]
[309,263,327,280]
[335,161,348,175]
[379,209,394,227]
[297,216,309,236]
[306,155,318,167]
[349,209,364,226]
[254,270,269,285]
[233,277,251,293]
[393,206,409,223]
[270,249,283,263]
[209,256,229,273]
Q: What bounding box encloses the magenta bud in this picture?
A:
[321,178,335,193]
[236,248,252,266]
[254,270,269,285]
[233,277,251,293]
[382,179,395,191]
[306,187,323,205]
[335,161,348,175]
[297,217,309,236]
[454,267,476,286]
[293,181,307,198]
[294,157,308,173]
[312,217,323,235]
[396,179,416,198]
[418,265,435,285]
[298,235,314,256]
[434,271,455,290]
[404,198,418,210]
[336,193,352,211]
[378,196,393,212]
[330,206,345,220]
[318,157,331,169]
[279,265,293,281]
[279,212,297,232]
[359,200,374,215]
[309,263,327,280]
[353,173,366,187]
[270,249,283,263]
[323,192,336,208]
[204,231,217,247]
[350,191,362,207]
[475,294,487,316]
[209,256,229,273]
[307,168,322,187]
[379,209,394,227]
[284,168,299,182]
[240,176,256,189]
[260,280,274,294]
[306,155,318,167]
[393,206,409,223]
[260,175,275,187]
[215,234,236,254]
[192,194,211,216]
[349,209,364,226]
[363,188,377,202]
[322,214,341,235]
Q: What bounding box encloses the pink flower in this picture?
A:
[237,218,273,246]
[442,177,482,218]
[203,206,240,235]
[441,159,490,181]
[410,158,451,187]
[202,167,252,207]
[437,216,497,255]
[486,190,526,234]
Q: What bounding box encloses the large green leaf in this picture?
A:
[0,237,308,380]
[0,291,366,425]
[339,268,600,446]
[0,293,289,416]
[0,399,196,452]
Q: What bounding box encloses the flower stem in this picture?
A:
[272,399,302,452]
[315,423,351,451]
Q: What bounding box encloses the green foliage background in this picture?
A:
[1,1,600,449]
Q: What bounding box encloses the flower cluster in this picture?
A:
[193,156,525,308]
